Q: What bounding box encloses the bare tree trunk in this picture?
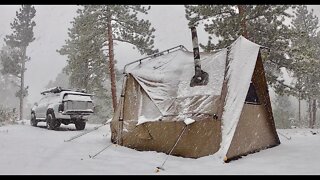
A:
[298,91,301,124]
[237,5,248,38]
[312,99,317,129]
[107,18,117,112]
[84,59,89,91]
[19,48,26,121]
[308,97,313,128]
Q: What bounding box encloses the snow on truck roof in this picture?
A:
[41,87,93,96]
[40,87,93,102]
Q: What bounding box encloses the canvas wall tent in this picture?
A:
[110,36,280,162]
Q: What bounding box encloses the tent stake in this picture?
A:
[277,131,291,140]
[156,125,188,172]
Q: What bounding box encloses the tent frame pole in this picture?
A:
[117,74,128,145]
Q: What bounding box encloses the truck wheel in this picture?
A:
[30,113,38,127]
[46,113,59,130]
[75,121,86,130]
[56,121,61,128]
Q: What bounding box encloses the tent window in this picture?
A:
[245,82,260,105]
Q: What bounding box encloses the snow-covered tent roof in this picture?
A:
[125,45,226,119]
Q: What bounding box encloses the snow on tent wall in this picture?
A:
[164,95,216,115]
[137,83,162,125]
[218,36,261,157]
[127,48,226,121]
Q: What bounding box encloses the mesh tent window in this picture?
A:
[245,82,260,105]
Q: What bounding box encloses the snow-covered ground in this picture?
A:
[0,120,320,175]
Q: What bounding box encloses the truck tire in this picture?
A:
[46,112,60,130]
[30,113,38,127]
[75,121,86,130]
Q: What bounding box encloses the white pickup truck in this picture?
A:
[31,87,94,130]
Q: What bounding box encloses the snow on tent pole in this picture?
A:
[155,118,195,172]
[116,74,128,145]
[123,45,187,73]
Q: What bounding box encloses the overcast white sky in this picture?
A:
[0,5,320,104]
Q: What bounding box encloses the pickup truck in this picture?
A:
[31,87,94,130]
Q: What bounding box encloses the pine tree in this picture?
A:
[57,7,113,121]
[1,5,36,120]
[0,61,19,109]
[185,5,294,92]
[289,6,320,128]
[89,5,157,112]
[58,7,107,92]
[58,5,158,115]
